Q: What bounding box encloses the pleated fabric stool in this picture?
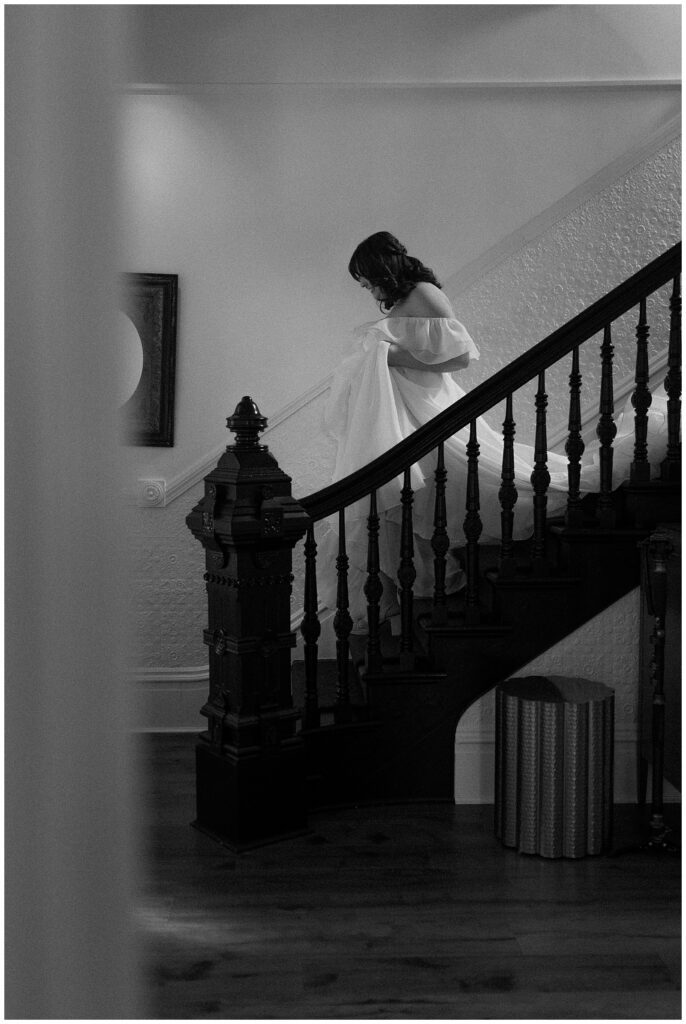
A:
[494,676,614,858]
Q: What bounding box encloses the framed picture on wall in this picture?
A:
[119,272,178,446]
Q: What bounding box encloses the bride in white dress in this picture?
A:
[318,232,668,633]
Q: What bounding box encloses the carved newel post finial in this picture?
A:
[227,396,268,450]
[186,396,311,851]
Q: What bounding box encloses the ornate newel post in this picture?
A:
[186,396,310,850]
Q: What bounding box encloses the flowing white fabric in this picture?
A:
[318,315,669,632]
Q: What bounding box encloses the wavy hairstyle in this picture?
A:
[348,231,442,311]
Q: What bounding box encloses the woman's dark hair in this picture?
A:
[348,231,441,310]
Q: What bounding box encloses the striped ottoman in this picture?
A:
[495,676,614,858]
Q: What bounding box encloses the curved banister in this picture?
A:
[301,243,681,523]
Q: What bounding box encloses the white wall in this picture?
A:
[122,6,681,750]
[120,5,680,486]
[133,128,680,721]
[454,590,681,804]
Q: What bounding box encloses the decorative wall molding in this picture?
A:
[132,664,208,686]
[156,340,669,506]
[136,478,166,507]
[124,80,681,95]
[161,374,332,506]
[130,608,306,691]
[140,340,668,507]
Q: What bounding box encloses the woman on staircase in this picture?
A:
[318,231,668,635]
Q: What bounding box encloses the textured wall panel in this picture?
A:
[459,589,642,735]
[450,138,681,444]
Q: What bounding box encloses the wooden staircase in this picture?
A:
[187,243,680,850]
[293,477,680,809]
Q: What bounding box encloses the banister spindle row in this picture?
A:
[463,420,482,625]
[596,324,617,528]
[299,255,679,731]
[333,509,353,716]
[431,443,449,625]
[301,525,321,729]
[630,297,652,484]
[661,274,681,482]
[498,394,518,577]
[565,347,585,528]
[364,491,384,675]
[398,469,416,670]
[530,371,550,574]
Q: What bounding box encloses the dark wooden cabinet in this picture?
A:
[638,524,681,798]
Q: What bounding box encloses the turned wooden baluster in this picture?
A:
[530,371,551,574]
[333,508,353,716]
[364,490,384,675]
[661,275,681,482]
[301,524,321,729]
[630,297,652,484]
[431,442,450,625]
[463,420,482,625]
[498,393,518,577]
[398,468,416,670]
[565,346,585,528]
[596,324,617,528]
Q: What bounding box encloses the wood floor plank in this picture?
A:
[139,734,681,1020]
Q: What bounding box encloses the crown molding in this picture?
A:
[122,79,681,95]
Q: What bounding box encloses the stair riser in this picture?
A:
[489,583,582,637]
[622,487,681,530]
[552,539,642,597]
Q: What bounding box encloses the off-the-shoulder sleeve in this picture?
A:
[385,317,480,365]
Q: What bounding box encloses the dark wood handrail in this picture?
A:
[301,243,681,522]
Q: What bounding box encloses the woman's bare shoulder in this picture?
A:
[395,281,454,317]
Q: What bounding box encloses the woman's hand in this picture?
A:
[386,342,470,373]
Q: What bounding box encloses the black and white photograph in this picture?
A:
[5,4,681,1020]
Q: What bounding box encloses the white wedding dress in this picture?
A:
[317,315,669,633]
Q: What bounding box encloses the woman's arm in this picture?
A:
[387,342,470,373]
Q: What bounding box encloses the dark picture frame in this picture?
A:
[120,272,178,446]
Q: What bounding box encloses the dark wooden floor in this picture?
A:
[136,733,681,1020]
